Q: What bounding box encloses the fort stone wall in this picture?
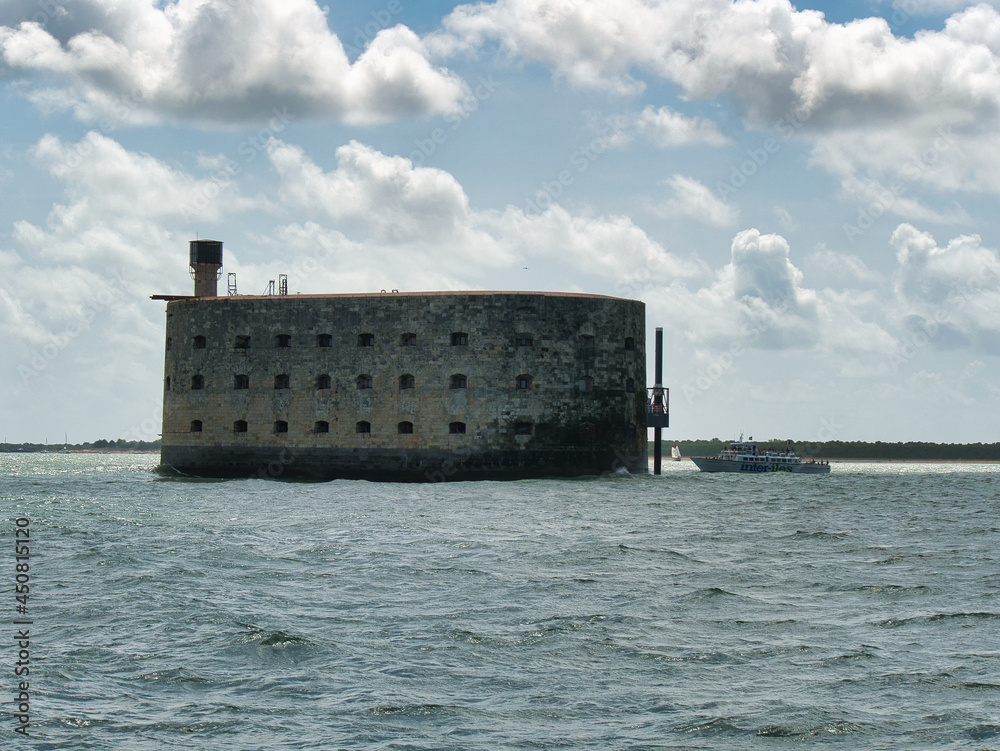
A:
[159,291,646,480]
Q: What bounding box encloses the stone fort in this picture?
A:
[154,241,648,480]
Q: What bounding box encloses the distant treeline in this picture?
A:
[0,439,161,452]
[660,439,1000,461]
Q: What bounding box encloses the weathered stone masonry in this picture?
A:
[159,291,646,480]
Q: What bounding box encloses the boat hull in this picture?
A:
[691,457,830,474]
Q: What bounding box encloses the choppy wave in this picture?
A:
[4,454,998,749]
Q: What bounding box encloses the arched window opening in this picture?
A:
[356,421,371,434]
[274,374,290,389]
[190,420,203,433]
[274,420,288,434]
[450,374,467,389]
[233,420,248,433]
[191,374,204,390]
[234,374,249,389]
[314,421,329,434]
[357,374,373,390]
[316,374,331,390]
[398,421,414,434]
[449,421,466,434]
[399,374,415,390]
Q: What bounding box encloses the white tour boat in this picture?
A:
[691,437,830,474]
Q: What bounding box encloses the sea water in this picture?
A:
[2,454,999,750]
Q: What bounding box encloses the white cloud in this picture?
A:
[890,223,1000,353]
[265,137,705,288]
[634,105,729,148]
[0,0,468,125]
[433,0,1000,195]
[652,174,737,227]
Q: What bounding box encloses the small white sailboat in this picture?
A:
[671,444,682,461]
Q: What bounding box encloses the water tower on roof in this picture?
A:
[189,240,223,297]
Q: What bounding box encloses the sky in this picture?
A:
[2,0,1000,446]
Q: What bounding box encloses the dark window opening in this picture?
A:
[356,421,371,434]
[314,421,329,434]
[580,375,594,392]
[166,337,172,350]
[275,334,291,348]
[358,333,375,347]
[190,420,202,433]
[400,332,417,346]
[399,374,415,390]
[234,420,248,433]
[449,421,466,434]
[515,422,533,435]
[626,377,635,392]
[274,374,290,390]
[624,337,636,351]
[398,421,414,434]
[579,334,595,348]
[274,420,288,434]
[164,376,171,392]
[516,333,534,347]
[317,334,332,347]
[357,374,373,390]
[450,374,467,389]
[234,374,249,389]
[516,374,532,390]
[191,374,204,390]
[451,332,468,346]
[235,335,250,349]
[579,422,596,441]
[316,374,331,390]
[193,335,206,349]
